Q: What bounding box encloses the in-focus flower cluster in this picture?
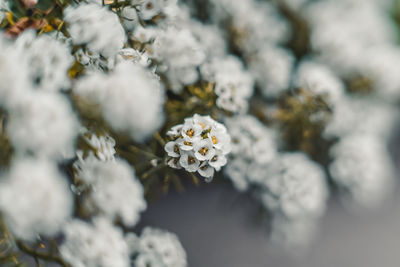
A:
[165,114,231,181]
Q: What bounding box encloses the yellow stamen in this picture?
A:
[212,136,218,144]
[184,141,192,146]
[186,129,194,137]
[199,147,208,156]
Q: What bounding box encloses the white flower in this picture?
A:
[0,33,31,109]
[193,139,215,161]
[198,161,215,180]
[165,114,231,180]
[164,141,181,157]
[7,91,78,158]
[60,218,130,267]
[324,96,398,140]
[249,45,294,98]
[166,124,183,137]
[126,227,187,267]
[200,55,254,113]
[259,153,328,220]
[118,48,150,67]
[121,6,140,31]
[329,133,395,209]
[64,3,126,58]
[147,26,205,92]
[0,158,73,241]
[137,0,164,20]
[179,151,200,172]
[82,132,116,161]
[15,30,73,92]
[74,156,147,226]
[74,61,165,143]
[208,150,227,171]
[223,115,278,191]
[294,60,344,105]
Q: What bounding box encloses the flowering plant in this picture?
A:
[0,0,399,266]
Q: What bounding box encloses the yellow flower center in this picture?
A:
[212,136,218,144]
[199,147,208,156]
[184,141,192,146]
[186,129,195,137]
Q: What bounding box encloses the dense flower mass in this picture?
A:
[126,227,187,267]
[0,0,398,265]
[165,114,231,181]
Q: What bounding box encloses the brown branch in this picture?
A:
[16,240,71,267]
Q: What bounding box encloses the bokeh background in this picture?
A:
[136,127,400,267]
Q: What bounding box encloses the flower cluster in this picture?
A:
[126,227,187,267]
[165,114,231,181]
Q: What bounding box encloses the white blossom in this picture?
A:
[74,156,146,226]
[7,91,78,158]
[64,3,126,58]
[165,114,231,181]
[224,115,278,191]
[329,134,395,209]
[0,158,73,241]
[201,56,254,113]
[145,26,205,93]
[15,30,73,92]
[61,218,130,267]
[324,96,398,140]
[74,61,165,142]
[126,227,187,267]
[258,153,328,220]
[249,45,294,98]
[294,60,345,105]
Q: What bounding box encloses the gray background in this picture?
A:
[138,181,400,267]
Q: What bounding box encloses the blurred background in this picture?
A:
[137,180,400,267]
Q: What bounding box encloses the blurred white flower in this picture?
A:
[147,26,205,93]
[0,158,73,241]
[324,96,398,140]
[74,156,146,226]
[224,115,278,191]
[329,134,395,209]
[249,46,294,98]
[201,55,254,113]
[64,3,126,58]
[74,61,165,142]
[126,227,187,267]
[294,60,345,105]
[61,218,130,267]
[259,153,328,220]
[15,30,73,92]
[7,91,78,158]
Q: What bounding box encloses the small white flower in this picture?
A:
[181,121,203,140]
[164,141,180,157]
[198,162,215,181]
[165,114,231,180]
[208,151,227,171]
[167,157,182,169]
[194,139,215,161]
[179,151,200,172]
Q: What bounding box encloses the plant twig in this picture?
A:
[16,240,71,267]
